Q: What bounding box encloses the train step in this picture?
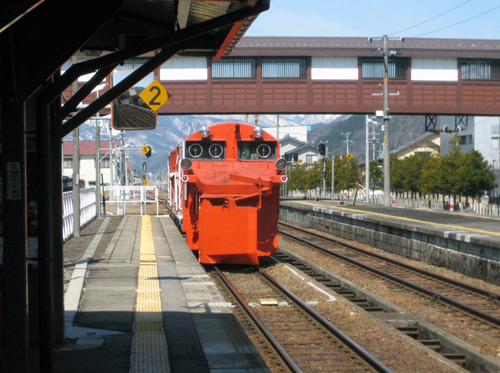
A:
[362,306,384,312]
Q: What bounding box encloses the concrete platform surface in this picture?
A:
[286,200,500,243]
[48,215,270,373]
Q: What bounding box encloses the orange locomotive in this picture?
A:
[168,122,288,265]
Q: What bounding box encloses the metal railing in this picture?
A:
[285,188,500,217]
[103,185,159,216]
[63,188,97,241]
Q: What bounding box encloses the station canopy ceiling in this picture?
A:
[80,0,266,58]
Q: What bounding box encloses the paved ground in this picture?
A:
[290,199,500,236]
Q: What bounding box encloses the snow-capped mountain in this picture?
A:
[64,114,347,175]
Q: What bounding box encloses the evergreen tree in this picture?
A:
[369,161,383,191]
[421,155,440,197]
[460,150,497,200]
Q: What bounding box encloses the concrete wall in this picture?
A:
[280,202,500,285]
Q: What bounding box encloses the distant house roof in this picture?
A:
[279,133,308,145]
[63,140,119,156]
[390,132,439,155]
[284,144,319,155]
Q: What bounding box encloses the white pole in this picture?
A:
[366,115,370,203]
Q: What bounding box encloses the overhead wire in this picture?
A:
[412,4,500,37]
[389,0,472,36]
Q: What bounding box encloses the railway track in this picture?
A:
[214,266,393,373]
[278,222,500,327]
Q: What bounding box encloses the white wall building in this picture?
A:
[440,116,500,197]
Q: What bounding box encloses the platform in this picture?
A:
[55,215,270,373]
[280,200,500,285]
[284,199,500,242]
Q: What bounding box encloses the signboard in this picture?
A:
[347,153,353,160]
[7,162,21,200]
[141,145,151,155]
[139,80,171,112]
[298,159,303,164]
[142,179,148,185]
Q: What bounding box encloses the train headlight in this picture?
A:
[200,126,211,139]
[253,127,264,139]
[275,158,287,170]
[180,159,192,170]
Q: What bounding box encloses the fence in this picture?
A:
[285,188,500,217]
[103,185,159,216]
[63,188,97,241]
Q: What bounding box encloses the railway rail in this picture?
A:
[278,222,500,327]
[214,266,393,373]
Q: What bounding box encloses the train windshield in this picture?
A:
[238,141,277,160]
[185,141,226,160]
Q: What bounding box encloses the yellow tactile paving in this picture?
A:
[130,216,170,373]
[299,201,500,237]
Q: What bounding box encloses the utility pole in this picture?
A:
[72,56,80,237]
[371,125,378,161]
[120,131,126,186]
[322,144,327,198]
[366,116,370,203]
[368,34,404,207]
[382,34,391,207]
[342,132,352,154]
[276,114,280,142]
[331,154,335,201]
[95,120,100,218]
[109,124,113,191]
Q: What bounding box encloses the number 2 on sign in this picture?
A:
[149,86,161,106]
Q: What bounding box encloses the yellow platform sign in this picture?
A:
[139,80,171,112]
[141,145,151,155]
[347,153,353,160]
[142,179,148,185]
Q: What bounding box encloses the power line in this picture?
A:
[389,0,471,35]
[413,4,500,37]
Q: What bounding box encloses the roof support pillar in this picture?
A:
[1,28,29,373]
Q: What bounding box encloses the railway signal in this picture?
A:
[319,143,326,156]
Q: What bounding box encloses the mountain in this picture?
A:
[309,115,426,160]
[65,114,341,175]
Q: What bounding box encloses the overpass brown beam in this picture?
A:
[157,80,500,116]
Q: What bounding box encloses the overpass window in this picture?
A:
[122,58,150,69]
[212,58,256,78]
[262,58,307,79]
[462,59,500,80]
[361,58,408,79]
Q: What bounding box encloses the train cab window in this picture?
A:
[185,141,226,160]
[238,141,277,160]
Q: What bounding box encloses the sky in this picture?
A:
[246,0,500,40]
